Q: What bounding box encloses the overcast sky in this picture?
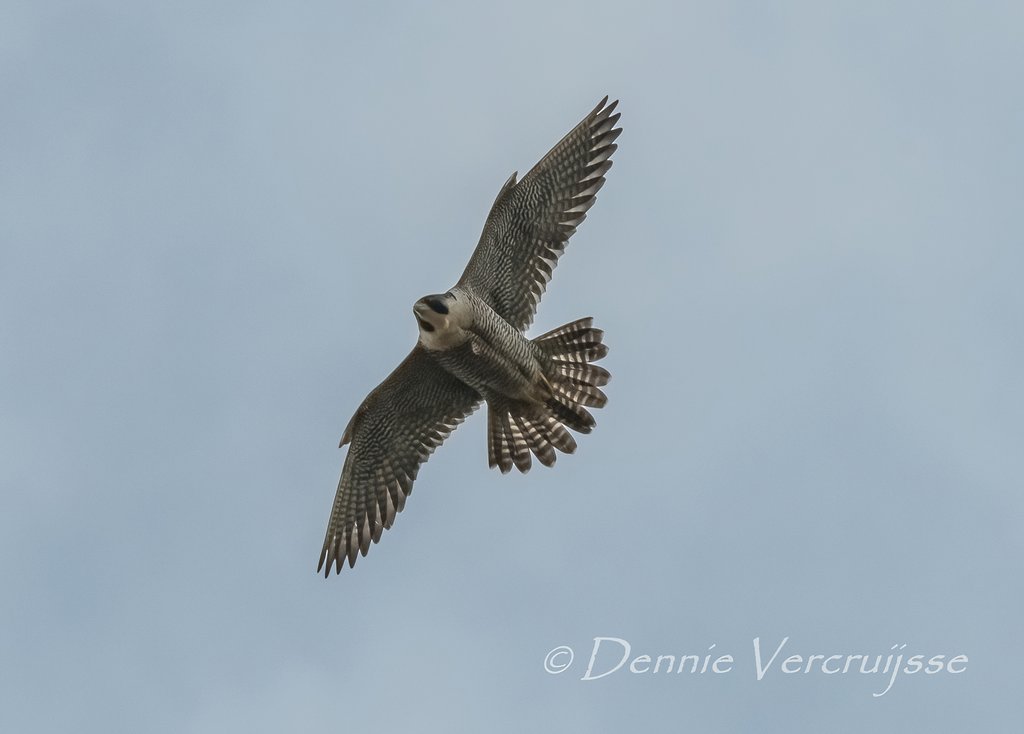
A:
[2,2,1022,731]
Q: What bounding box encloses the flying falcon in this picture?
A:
[318,96,621,575]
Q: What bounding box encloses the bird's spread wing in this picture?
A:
[319,345,480,575]
[456,97,621,331]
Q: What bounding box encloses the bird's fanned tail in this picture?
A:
[486,317,609,473]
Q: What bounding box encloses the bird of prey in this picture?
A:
[318,96,621,575]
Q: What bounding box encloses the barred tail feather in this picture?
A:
[488,398,531,474]
[486,402,582,473]
[555,362,610,388]
[514,413,554,468]
[533,317,609,365]
[534,316,610,421]
[546,394,595,434]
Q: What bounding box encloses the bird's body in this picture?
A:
[421,288,548,405]
[319,97,621,575]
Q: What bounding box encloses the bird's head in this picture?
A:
[413,290,471,350]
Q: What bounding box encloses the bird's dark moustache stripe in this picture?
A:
[426,297,449,315]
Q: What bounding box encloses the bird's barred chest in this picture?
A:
[430,301,544,402]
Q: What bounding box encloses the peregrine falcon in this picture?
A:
[319,97,621,575]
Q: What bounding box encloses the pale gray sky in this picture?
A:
[2,2,1022,731]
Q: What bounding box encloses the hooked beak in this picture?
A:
[414,301,438,332]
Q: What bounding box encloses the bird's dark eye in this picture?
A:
[426,297,449,315]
